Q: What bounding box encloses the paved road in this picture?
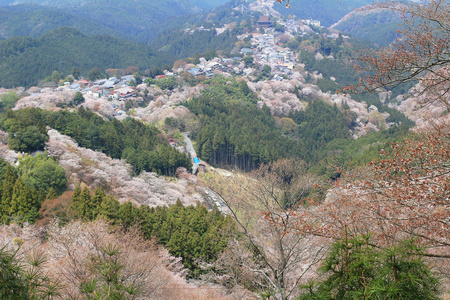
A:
[182,132,196,158]
[182,132,198,174]
[202,187,230,215]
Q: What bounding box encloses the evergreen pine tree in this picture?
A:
[46,187,58,200]
[99,195,120,221]
[90,188,106,220]
[1,165,16,223]
[9,178,39,223]
[201,139,213,162]
[69,185,82,218]
[8,178,23,217]
[298,235,441,299]
[79,188,92,220]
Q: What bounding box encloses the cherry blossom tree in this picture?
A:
[346,0,450,108]
[211,159,325,300]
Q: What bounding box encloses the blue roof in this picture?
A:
[188,67,202,76]
[193,157,200,164]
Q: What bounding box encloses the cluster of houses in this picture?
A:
[42,14,341,104]
[50,75,139,101]
[184,26,214,35]
[185,57,245,78]
[249,33,296,79]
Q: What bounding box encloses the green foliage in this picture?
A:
[262,65,271,78]
[0,27,159,88]
[300,50,361,88]
[0,4,124,39]
[0,244,61,299]
[50,70,61,83]
[72,91,85,106]
[0,244,61,300]
[0,0,261,89]
[334,10,402,46]
[309,125,411,179]
[0,164,44,224]
[0,156,9,182]
[146,76,176,90]
[16,152,67,195]
[1,108,48,153]
[69,187,235,277]
[80,243,140,299]
[186,78,308,171]
[288,100,352,161]
[298,235,441,299]
[133,72,142,85]
[46,187,58,200]
[87,67,102,81]
[7,0,228,38]
[186,79,362,171]
[300,48,417,106]
[8,126,48,153]
[150,27,237,63]
[63,75,74,83]
[0,92,20,113]
[242,55,254,68]
[71,67,81,80]
[1,107,191,176]
[0,245,27,299]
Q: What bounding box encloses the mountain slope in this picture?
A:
[2,0,230,11]
[0,4,124,40]
[273,0,374,27]
[331,5,403,46]
[0,27,158,88]
[0,0,230,43]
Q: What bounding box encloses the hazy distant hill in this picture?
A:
[273,0,373,27]
[0,27,159,88]
[2,0,229,11]
[331,5,403,46]
[0,4,124,40]
[0,0,230,43]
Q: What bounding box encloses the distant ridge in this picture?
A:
[331,3,404,46]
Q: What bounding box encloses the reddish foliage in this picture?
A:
[346,0,450,109]
[35,191,73,227]
[290,127,450,258]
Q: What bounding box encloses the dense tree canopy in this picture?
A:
[16,153,67,195]
[187,78,358,171]
[299,235,441,299]
[0,163,44,224]
[0,107,191,176]
[69,187,235,276]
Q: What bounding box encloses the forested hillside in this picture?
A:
[5,0,229,11]
[332,7,402,46]
[0,0,448,298]
[0,27,160,88]
[0,0,230,43]
[0,108,192,176]
[186,78,357,171]
[0,4,123,40]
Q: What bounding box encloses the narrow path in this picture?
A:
[182,132,198,174]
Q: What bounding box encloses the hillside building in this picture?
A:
[257,16,272,28]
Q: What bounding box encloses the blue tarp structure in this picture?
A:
[193,157,200,164]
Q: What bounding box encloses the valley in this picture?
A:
[0,0,448,299]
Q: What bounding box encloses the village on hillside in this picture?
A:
[2,0,447,162]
